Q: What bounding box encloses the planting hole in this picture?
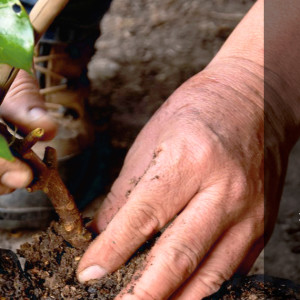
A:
[12,3,21,14]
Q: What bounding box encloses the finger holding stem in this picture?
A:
[0,123,91,249]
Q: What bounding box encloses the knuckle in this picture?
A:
[195,269,227,296]
[164,241,199,279]
[105,189,121,208]
[127,203,161,239]
[127,286,158,300]
[247,214,264,237]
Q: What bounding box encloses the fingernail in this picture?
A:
[78,265,107,283]
[1,171,31,188]
[28,108,48,121]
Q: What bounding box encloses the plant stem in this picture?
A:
[0,123,91,249]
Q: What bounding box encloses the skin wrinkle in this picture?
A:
[173,276,218,300]
[7,84,39,100]
[211,56,264,81]
[151,250,197,296]
[183,141,218,193]
[219,55,264,70]
[207,63,264,104]
[264,80,299,148]
[206,56,263,84]
[174,94,262,170]
[196,269,229,290]
[3,72,40,99]
[185,78,263,124]
[127,202,161,239]
[199,76,263,114]
[264,65,300,137]
[171,101,240,160]
[224,170,250,208]
[164,243,199,280]
[194,163,233,198]
[130,286,157,300]
[137,151,198,218]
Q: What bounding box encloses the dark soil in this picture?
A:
[0,223,299,300]
[0,248,32,298]
[1,222,300,299]
[0,222,150,299]
[206,275,300,300]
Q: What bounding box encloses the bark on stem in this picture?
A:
[0,123,91,249]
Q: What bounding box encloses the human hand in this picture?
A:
[0,70,57,194]
[78,0,300,297]
[77,57,270,298]
[75,1,268,298]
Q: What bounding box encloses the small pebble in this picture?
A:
[88,287,97,294]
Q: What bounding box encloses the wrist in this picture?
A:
[205,56,299,155]
[264,67,300,151]
[264,0,300,148]
[168,60,264,160]
[199,58,264,137]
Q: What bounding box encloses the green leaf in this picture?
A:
[0,135,14,161]
[0,0,34,73]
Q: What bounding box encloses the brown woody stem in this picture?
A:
[0,123,91,249]
[16,128,45,154]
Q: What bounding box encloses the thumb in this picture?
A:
[0,70,57,140]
